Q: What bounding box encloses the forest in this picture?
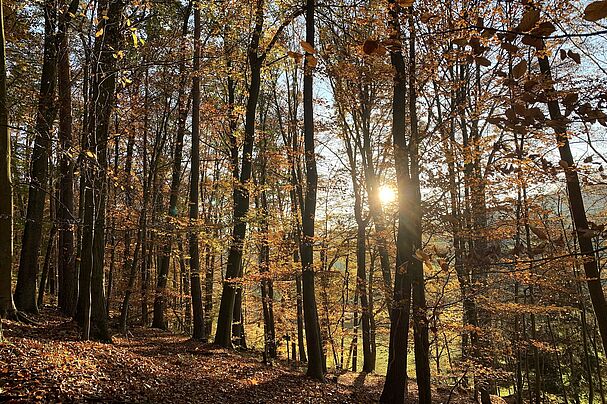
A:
[1,0,607,402]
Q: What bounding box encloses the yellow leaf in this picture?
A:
[95,28,104,37]
[132,32,138,48]
[414,248,431,263]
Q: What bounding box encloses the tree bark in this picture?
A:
[300,0,324,381]
[536,43,607,357]
[0,0,15,318]
[215,0,264,347]
[380,2,412,402]
[77,0,124,342]
[56,0,80,317]
[14,0,59,314]
[188,3,205,341]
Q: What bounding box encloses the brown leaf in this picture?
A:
[584,1,607,21]
[287,51,303,63]
[300,40,316,54]
[530,225,549,240]
[501,42,519,53]
[518,9,541,32]
[305,54,317,68]
[522,34,543,49]
[532,21,556,36]
[512,60,528,79]
[362,39,379,55]
[475,56,491,67]
[568,50,581,64]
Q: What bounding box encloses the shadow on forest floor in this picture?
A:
[0,308,487,403]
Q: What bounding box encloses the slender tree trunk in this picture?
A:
[0,0,16,318]
[381,2,412,402]
[215,0,264,347]
[188,3,205,341]
[37,223,57,307]
[14,0,58,314]
[408,10,431,402]
[258,152,276,358]
[352,286,359,372]
[537,44,607,356]
[339,95,374,373]
[78,0,124,341]
[300,0,324,381]
[56,0,79,317]
[152,3,191,328]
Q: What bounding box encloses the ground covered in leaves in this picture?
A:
[0,309,481,403]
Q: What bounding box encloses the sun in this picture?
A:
[378,185,396,204]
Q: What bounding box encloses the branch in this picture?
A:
[261,6,306,61]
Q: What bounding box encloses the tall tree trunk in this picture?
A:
[215,0,264,347]
[0,0,16,319]
[188,3,205,341]
[536,42,607,356]
[258,146,276,358]
[408,10,431,402]
[341,113,374,372]
[78,0,124,342]
[14,0,58,314]
[381,2,412,402]
[56,0,79,317]
[300,0,324,381]
[152,5,190,328]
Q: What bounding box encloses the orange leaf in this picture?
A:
[300,40,316,54]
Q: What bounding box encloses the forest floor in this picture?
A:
[0,308,481,403]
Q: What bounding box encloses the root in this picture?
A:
[5,309,39,325]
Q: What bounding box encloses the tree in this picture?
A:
[188,0,205,341]
[300,0,325,381]
[381,1,412,402]
[152,1,192,330]
[0,0,15,321]
[14,0,59,314]
[56,0,80,316]
[77,0,124,341]
[215,0,303,348]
